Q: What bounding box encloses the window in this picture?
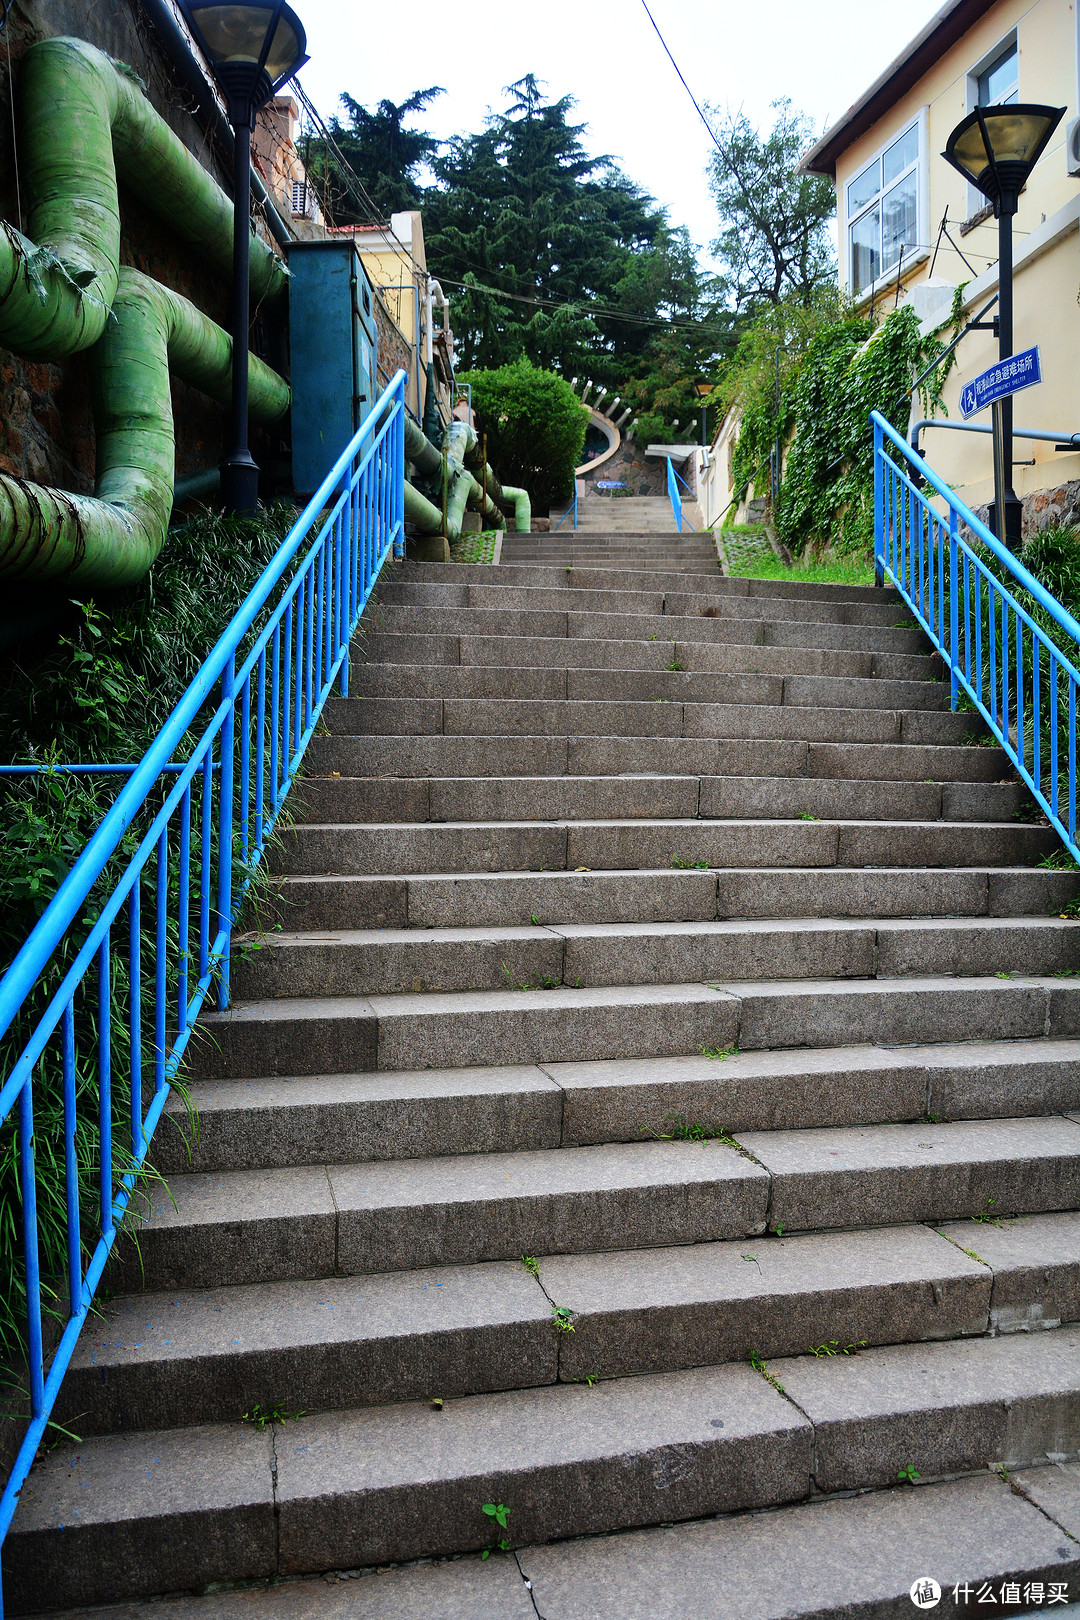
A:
[977,42,1018,106]
[846,121,920,296]
[291,179,308,216]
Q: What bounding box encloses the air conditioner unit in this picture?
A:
[1066,116,1080,178]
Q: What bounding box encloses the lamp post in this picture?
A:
[942,102,1064,550]
[180,1,308,515]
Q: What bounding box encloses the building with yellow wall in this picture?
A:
[702,0,1080,534]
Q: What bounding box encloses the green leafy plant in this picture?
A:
[971,1194,1002,1226]
[897,1464,921,1485]
[551,1305,576,1335]
[665,658,687,672]
[461,358,586,511]
[520,1255,541,1279]
[749,1350,785,1394]
[798,812,820,821]
[809,1339,867,1357]
[701,1044,739,1060]
[480,1501,512,1558]
[671,856,710,868]
[243,1402,306,1428]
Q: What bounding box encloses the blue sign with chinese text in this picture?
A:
[959,345,1042,419]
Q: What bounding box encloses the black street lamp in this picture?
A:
[942,102,1064,550]
[181,1,308,515]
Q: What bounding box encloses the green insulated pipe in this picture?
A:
[0,270,289,586]
[501,487,532,532]
[0,36,287,360]
[403,416,442,483]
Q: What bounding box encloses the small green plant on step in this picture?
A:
[243,1402,305,1428]
[480,1502,511,1558]
[701,1044,739,1060]
[897,1464,921,1485]
[665,658,686,672]
[551,1305,576,1334]
[520,1255,541,1279]
[971,1194,1002,1226]
[809,1339,867,1357]
[798,812,820,821]
[1038,849,1080,870]
[646,1111,730,1145]
[748,1350,785,1394]
[671,856,710,869]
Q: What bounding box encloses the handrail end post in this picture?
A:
[873,415,885,588]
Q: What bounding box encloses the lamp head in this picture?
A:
[942,102,1065,215]
[180,0,308,127]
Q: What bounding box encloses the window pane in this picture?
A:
[978,45,1018,105]
[881,172,918,271]
[847,159,879,215]
[850,208,880,294]
[883,125,919,185]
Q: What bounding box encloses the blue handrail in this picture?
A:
[666,455,682,532]
[872,409,1080,857]
[0,370,406,1597]
[551,485,578,531]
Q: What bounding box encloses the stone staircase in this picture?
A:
[12,535,1080,1617]
[535,492,707,542]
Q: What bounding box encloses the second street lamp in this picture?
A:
[942,102,1064,550]
[181,1,308,515]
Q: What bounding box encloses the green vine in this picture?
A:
[723,288,966,554]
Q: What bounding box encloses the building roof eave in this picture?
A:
[797,0,995,177]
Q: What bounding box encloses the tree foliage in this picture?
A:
[461,357,587,511]
[324,85,444,220]
[707,99,836,311]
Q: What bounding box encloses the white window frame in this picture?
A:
[844,106,927,300]
[964,29,1019,217]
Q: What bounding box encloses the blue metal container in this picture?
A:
[287,238,379,496]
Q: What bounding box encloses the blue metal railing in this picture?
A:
[551,486,578,531]
[873,409,1080,858]
[666,455,683,532]
[0,370,406,1594]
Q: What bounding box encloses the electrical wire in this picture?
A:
[639,0,723,155]
[434,272,728,335]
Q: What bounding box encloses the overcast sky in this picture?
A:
[294,0,945,262]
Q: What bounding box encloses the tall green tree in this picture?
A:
[324,85,444,221]
[423,76,668,376]
[707,99,836,312]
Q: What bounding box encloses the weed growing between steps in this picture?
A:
[725,549,876,586]
[0,504,301,1399]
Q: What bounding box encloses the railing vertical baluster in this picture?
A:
[199,751,213,985]
[1070,676,1077,842]
[97,935,112,1235]
[292,580,304,761]
[337,482,350,696]
[1016,614,1025,781]
[1051,655,1059,821]
[178,788,191,1037]
[973,566,982,709]
[239,675,251,868]
[988,583,998,729]
[154,831,167,1093]
[129,878,142,1160]
[19,1076,44,1416]
[1002,601,1011,753]
[255,650,267,848]
[948,511,959,710]
[61,1002,81,1313]
[304,561,315,732]
[271,620,282,821]
[1032,638,1042,799]
[215,655,236,1012]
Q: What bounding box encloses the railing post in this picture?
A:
[949,509,960,712]
[215,652,236,1011]
[393,383,406,562]
[873,417,884,587]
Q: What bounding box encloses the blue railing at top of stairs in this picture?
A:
[873,408,1080,860]
[0,370,406,1603]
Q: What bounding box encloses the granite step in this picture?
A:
[355,629,937,680]
[156,1040,1080,1175]
[232,916,1080,1000]
[28,1468,1080,1620]
[189,975,1080,1079]
[268,862,1076,932]
[276,817,1055,876]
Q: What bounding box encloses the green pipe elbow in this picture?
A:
[403,478,444,535]
[501,486,532,532]
[0,37,286,360]
[403,417,443,482]
[0,269,289,587]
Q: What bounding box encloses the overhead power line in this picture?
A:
[435,273,727,334]
[639,1,724,156]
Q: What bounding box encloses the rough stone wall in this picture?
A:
[373,288,413,401]
[969,480,1080,542]
[0,0,288,491]
[579,437,666,498]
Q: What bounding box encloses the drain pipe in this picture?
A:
[422,278,450,441]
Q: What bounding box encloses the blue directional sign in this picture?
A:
[959,345,1041,419]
